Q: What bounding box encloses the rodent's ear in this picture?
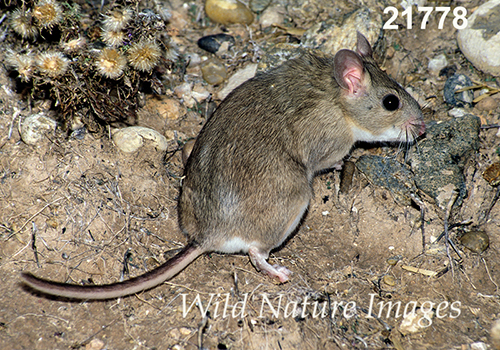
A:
[333,49,366,95]
[356,31,373,57]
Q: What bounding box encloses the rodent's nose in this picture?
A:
[417,121,426,136]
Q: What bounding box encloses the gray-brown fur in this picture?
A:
[21,33,425,299]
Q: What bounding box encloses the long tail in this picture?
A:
[21,243,202,300]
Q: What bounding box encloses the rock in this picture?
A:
[85,338,105,350]
[174,82,196,107]
[448,107,468,118]
[483,162,500,186]
[409,115,481,210]
[197,33,235,54]
[192,84,211,102]
[399,308,434,335]
[356,116,481,212]
[457,0,500,75]
[383,275,396,286]
[70,127,86,140]
[179,327,192,336]
[355,155,417,206]
[386,256,402,266]
[459,230,490,253]
[428,54,448,74]
[259,4,285,27]
[475,96,498,112]
[112,126,170,153]
[20,113,57,145]
[469,342,488,350]
[301,7,382,56]
[218,63,258,100]
[85,339,105,350]
[205,0,254,25]
[186,52,202,67]
[443,74,474,107]
[200,58,227,85]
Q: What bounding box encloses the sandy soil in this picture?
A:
[0,0,499,349]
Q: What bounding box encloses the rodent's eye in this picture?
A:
[382,94,400,111]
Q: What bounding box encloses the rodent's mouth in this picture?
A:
[402,117,426,142]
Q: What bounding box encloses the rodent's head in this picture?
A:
[334,32,425,143]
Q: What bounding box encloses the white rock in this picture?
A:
[20,113,57,145]
[428,54,448,74]
[191,85,211,102]
[399,309,434,335]
[218,63,258,100]
[400,0,426,9]
[448,108,468,118]
[259,4,285,27]
[186,52,202,67]
[457,0,500,76]
[469,342,488,350]
[112,126,170,153]
[174,82,196,108]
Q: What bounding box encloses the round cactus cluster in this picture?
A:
[3,0,179,134]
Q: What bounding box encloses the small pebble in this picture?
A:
[85,339,105,350]
[112,126,169,153]
[191,84,211,102]
[399,309,434,335]
[469,342,488,350]
[459,230,490,253]
[201,58,227,85]
[383,275,396,286]
[179,327,192,336]
[448,107,468,118]
[197,34,235,54]
[186,52,202,67]
[386,256,402,266]
[259,4,285,27]
[70,127,86,140]
[475,96,498,112]
[174,82,196,108]
[205,0,254,25]
[20,113,57,145]
[428,54,448,74]
[483,162,500,186]
[443,74,474,107]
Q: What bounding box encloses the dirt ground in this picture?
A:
[1,0,499,349]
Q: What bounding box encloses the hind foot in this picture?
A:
[248,247,292,283]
